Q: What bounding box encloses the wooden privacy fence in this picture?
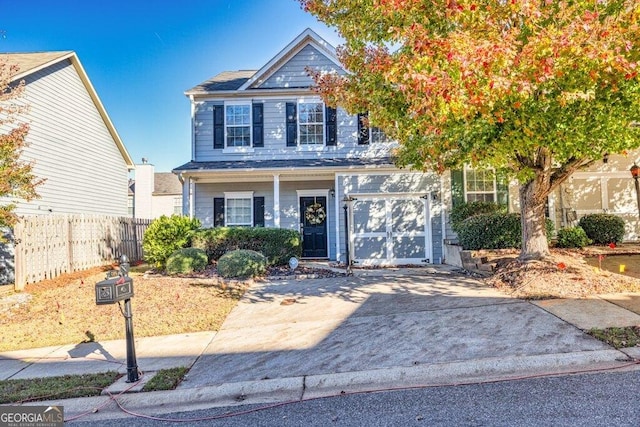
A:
[13,214,151,290]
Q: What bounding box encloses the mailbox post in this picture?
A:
[95,254,139,383]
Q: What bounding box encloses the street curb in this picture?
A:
[26,349,635,423]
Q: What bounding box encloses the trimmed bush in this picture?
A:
[450,201,507,233]
[192,227,301,266]
[143,215,201,269]
[578,213,625,245]
[166,247,208,275]
[555,226,592,249]
[457,212,554,250]
[217,249,267,279]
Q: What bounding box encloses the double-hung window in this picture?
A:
[370,126,389,143]
[357,113,392,144]
[224,192,253,226]
[298,102,324,145]
[225,103,251,147]
[464,169,496,202]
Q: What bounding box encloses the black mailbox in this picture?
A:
[95,276,134,305]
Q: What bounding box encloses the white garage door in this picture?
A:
[350,195,431,266]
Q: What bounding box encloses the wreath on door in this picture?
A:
[305,203,326,225]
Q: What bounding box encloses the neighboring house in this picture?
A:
[446,152,640,242]
[0,51,134,216]
[174,29,445,266]
[129,159,183,219]
[0,51,134,285]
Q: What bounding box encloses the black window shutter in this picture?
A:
[326,106,337,146]
[213,105,224,149]
[357,113,369,145]
[252,103,264,147]
[214,197,225,227]
[286,102,297,147]
[253,196,265,227]
[451,169,465,207]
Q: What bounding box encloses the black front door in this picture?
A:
[300,196,328,258]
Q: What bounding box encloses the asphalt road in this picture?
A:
[69,368,640,426]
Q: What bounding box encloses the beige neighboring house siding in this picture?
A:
[3,52,133,217]
[502,151,640,240]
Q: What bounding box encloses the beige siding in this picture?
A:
[13,59,129,217]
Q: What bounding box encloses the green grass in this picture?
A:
[587,326,640,349]
[0,372,121,404]
[142,367,189,391]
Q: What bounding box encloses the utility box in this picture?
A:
[95,276,134,305]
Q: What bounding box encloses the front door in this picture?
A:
[300,196,328,258]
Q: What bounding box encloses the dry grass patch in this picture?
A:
[0,265,249,352]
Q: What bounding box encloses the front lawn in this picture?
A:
[0,264,248,352]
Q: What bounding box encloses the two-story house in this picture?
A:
[173,29,444,266]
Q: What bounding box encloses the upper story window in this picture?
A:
[286,100,337,147]
[371,126,389,143]
[357,113,391,144]
[225,104,251,147]
[213,102,263,150]
[299,102,324,145]
[464,169,496,202]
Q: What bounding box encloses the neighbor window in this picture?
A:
[465,169,496,202]
[225,192,253,226]
[173,197,182,215]
[225,104,251,147]
[299,102,324,145]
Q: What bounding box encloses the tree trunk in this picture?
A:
[519,177,551,261]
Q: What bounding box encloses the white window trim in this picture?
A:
[223,101,254,152]
[224,191,254,226]
[463,167,497,202]
[297,99,325,147]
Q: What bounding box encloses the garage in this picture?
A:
[349,195,432,266]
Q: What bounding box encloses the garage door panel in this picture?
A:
[353,237,387,260]
[390,199,425,233]
[353,200,386,233]
[392,236,425,259]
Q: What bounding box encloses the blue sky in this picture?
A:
[1,0,341,172]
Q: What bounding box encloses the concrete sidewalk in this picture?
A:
[4,265,640,423]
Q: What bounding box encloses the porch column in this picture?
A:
[189,177,195,219]
[273,174,281,228]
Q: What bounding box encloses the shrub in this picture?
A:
[555,227,592,249]
[166,247,208,275]
[457,212,554,250]
[450,201,506,233]
[192,227,301,266]
[142,215,201,269]
[217,249,267,279]
[578,213,625,245]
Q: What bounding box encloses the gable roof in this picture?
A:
[185,28,343,96]
[1,51,135,169]
[240,28,341,90]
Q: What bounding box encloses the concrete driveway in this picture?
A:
[180,266,620,393]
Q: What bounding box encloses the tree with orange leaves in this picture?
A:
[301,0,640,260]
[0,58,43,228]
